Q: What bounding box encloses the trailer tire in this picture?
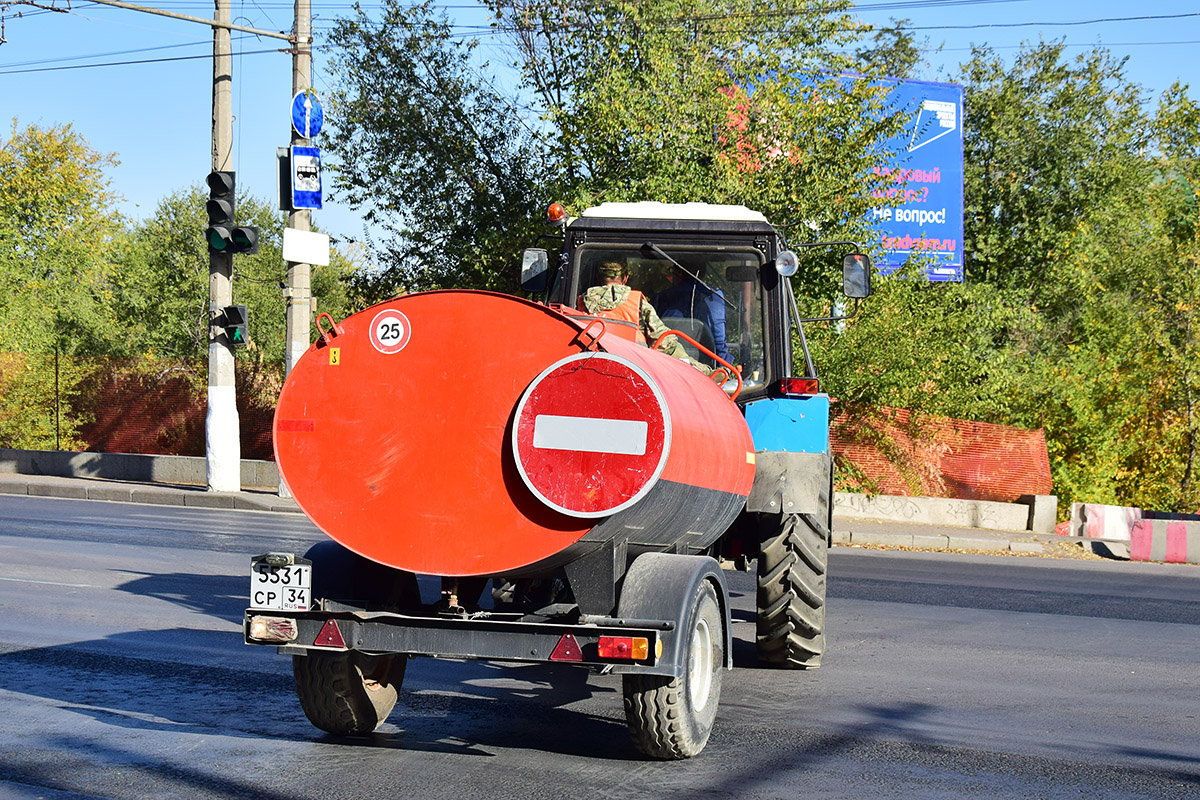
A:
[623,580,723,759]
[293,651,405,736]
[756,512,827,669]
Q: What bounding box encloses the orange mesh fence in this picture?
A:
[832,406,1052,502]
[0,354,276,461]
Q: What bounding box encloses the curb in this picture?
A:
[0,477,302,514]
[832,528,1045,555]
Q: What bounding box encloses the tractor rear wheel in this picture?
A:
[756,511,827,668]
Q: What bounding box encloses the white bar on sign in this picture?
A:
[533,415,648,456]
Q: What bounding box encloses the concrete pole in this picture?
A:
[279,0,312,498]
[285,0,312,377]
[206,0,241,492]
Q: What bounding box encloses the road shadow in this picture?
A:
[0,628,634,761]
[111,569,248,623]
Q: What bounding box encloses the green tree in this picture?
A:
[948,43,1200,513]
[959,42,1149,307]
[326,0,905,295]
[326,2,547,292]
[0,120,125,355]
[853,19,938,81]
[0,121,126,449]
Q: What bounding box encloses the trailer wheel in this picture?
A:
[756,511,827,668]
[623,580,724,759]
[292,651,405,736]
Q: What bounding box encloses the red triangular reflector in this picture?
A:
[550,632,583,662]
[314,619,346,648]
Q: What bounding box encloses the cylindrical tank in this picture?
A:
[274,291,755,576]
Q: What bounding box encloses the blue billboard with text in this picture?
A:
[869,79,964,282]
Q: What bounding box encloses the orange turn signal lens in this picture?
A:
[598,635,649,660]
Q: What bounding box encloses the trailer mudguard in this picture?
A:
[611,553,732,677]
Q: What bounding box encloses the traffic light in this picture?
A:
[222,305,249,347]
[205,171,260,254]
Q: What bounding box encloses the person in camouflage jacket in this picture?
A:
[578,262,714,375]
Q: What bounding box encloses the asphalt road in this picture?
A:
[0,495,1197,799]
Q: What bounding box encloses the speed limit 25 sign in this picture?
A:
[368,308,412,354]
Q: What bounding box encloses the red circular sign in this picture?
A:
[512,353,671,518]
[368,309,411,354]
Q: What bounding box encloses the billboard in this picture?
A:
[868,79,964,282]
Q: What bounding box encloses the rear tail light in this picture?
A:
[768,377,820,397]
[248,616,298,643]
[598,636,650,660]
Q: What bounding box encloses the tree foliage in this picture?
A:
[325,2,546,292]
[0,121,125,449]
[326,0,906,295]
[0,120,124,355]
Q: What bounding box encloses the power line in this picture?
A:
[902,11,1200,31]
[0,46,278,73]
[0,34,254,68]
[934,39,1200,52]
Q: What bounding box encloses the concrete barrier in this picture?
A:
[1067,502,1200,563]
[0,449,279,491]
[1130,519,1200,564]
[834,491,1054,532]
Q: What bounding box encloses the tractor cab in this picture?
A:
[524,203,788,402]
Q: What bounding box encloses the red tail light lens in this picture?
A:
[598,636,649,660]
[768,378,820,397]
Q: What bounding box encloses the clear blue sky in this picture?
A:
[2,1,1198,249]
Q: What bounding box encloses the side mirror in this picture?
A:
[843,253,871,299]
[520,248,550,292]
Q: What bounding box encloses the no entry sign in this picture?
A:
[512,353,671,518]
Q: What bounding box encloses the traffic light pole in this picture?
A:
[279,0,312,498]
[207,0,240,493]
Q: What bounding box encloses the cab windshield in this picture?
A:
[573,244,767,390]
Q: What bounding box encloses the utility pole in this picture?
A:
[206,0,240,492]
[278,0,312,499]
[284,0,312,378]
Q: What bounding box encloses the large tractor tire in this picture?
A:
[293,651,406,735]
[623,580,724,759]
[756,511,827,668]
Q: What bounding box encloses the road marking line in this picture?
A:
[0,576,95,588]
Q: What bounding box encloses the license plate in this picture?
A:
[249,561,312,611]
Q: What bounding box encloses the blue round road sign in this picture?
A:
[291,90,324,139]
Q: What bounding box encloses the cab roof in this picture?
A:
[580,202,770,223]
